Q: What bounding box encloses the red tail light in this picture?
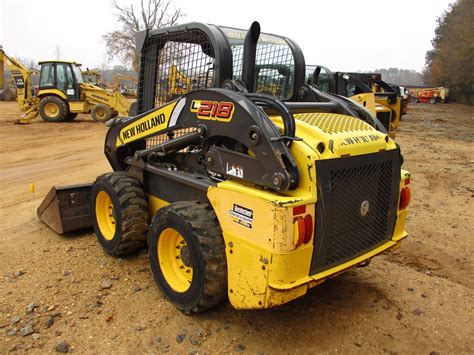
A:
[399,187,411,210]
[294,217,305,247]
[303,215,313,244]
[293,214,314,247]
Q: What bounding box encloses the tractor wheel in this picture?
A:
[91,172,149,257]
[39,96,69,122]
[148,201,227,313]
[65,112,78,121]
[429,98,436,104]
[412,97,419,103]
[91,104,113,122]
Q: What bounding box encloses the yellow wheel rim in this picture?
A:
[158,228,193,292]
[95,108,106,119]
[44,102,59,117]
[95,191,116,241]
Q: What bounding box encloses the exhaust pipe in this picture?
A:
[242,21,261,92]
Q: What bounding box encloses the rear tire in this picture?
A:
[91,172,149,257]
[412,97,419,103]
[148,201,227,313]
[429,98,436,104]
[91,104,113,122]
[39,96,69,122]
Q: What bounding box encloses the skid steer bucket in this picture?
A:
[37,183,93,234]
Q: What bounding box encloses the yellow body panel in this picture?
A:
[206,115,408,309]
[68,101,87,112]
[80,83,131,116]
[349,92,376,116]
[38,89,67,100]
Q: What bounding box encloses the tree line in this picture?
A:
[424,0,474,104]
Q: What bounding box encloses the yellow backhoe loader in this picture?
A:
[0,47,133,123]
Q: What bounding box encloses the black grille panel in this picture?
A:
[310,150,400,274]
[377,111,391,132]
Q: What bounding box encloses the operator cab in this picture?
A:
[38,61,83,101]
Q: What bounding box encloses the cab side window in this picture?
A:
[40,64,55,87]
[56,64,67,92]
[65,65,75,88]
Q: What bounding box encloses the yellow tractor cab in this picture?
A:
[37,60,86,121]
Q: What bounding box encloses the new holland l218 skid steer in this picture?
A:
[38,22,411,312]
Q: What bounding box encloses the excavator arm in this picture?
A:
[0,46,39,121]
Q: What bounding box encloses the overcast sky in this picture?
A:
[1,0,453,72]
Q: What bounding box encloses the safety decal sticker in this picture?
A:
[229,204,253,229]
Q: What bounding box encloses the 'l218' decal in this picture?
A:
[190,100,234,122]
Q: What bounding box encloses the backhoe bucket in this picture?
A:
[37,183,93,234]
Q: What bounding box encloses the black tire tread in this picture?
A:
[91,104,113,122]
[152,201,227,313]
[39,96,69,122]
[96,172,148,256]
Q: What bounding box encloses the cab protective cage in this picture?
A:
[134,22,307,114]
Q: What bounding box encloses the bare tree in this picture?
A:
[103,0,184,71]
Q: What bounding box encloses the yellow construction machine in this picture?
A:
[38,22,411,313]
[349,72,404,131]
[306,65,397,137]
[0,48,133,123]
[112,72,138,98]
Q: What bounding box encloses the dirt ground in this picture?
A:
[0,102,473,354]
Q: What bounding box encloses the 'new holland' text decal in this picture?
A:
[116,101,178,146]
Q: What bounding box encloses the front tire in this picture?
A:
[148,201,227,313]
[91,104,113,122]
[91,172,149,256]
[39,96,69,122]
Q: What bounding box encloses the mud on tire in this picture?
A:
[91,172,149,256]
